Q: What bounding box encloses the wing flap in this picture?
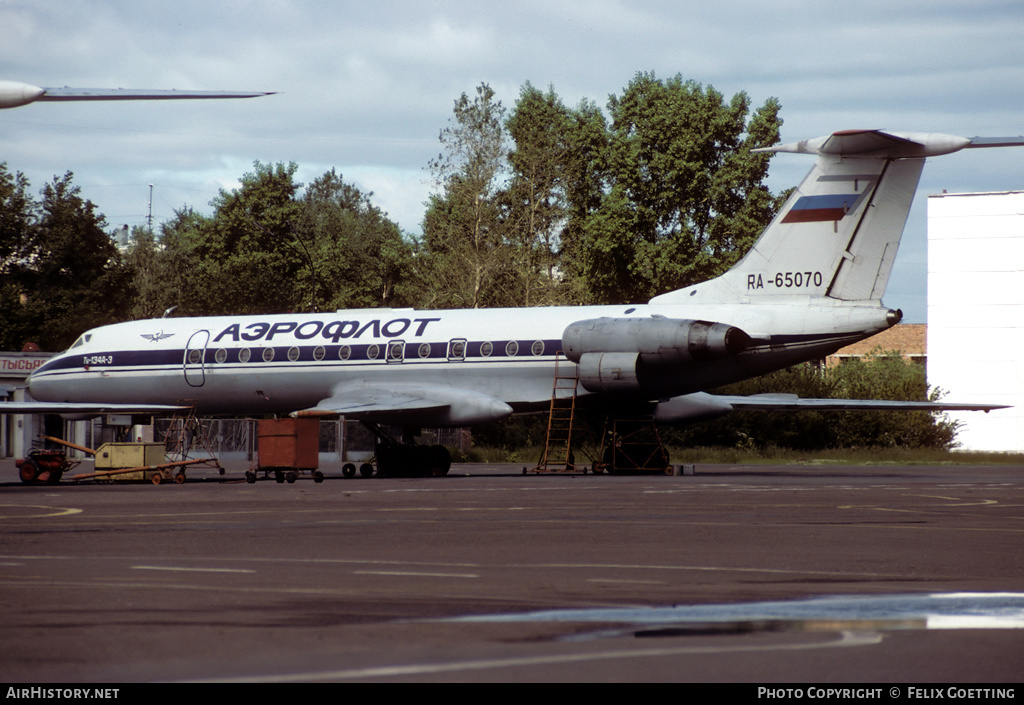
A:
[293,384,512,426]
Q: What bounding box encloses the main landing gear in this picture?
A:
[596,419,672,475]
[357,422,452,478]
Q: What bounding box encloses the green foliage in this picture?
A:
[422,83,510,308]
[135,163,415,317]
[418,76,784,308]
[0,166,133,351]
[501,83,575,306]
[297,169,417,310]
[571,73,783,303]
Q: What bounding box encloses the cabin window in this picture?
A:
[531,340,545,356]
[448,339,466,361]
[313,345,326,361]
[505,340,519,357]
[480,341,493,357]
[366,344,379,360]
[262,347,275,362]
[238,348,251,363]
[215,348,228,364]
[387,341,404,362]
[339,345,351,361]
[287,346,300,362]
[418,342,431,359]
[188,349,203,364]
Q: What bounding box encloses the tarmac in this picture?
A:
[1,458,1022,683]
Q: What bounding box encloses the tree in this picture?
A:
[124,225,167,320]
[296,169,418,310]
[0,171,134,350]
[131,165,416,318]
[569,73,784,303]
[502,83,574,306]
[153,162,305,316]
[0,164,37,350]
[422,83,510,308]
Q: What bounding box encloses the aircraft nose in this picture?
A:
[26,360,55,400]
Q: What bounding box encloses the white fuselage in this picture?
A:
[27,299,893,421]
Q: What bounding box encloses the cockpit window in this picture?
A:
[69,334,92,350]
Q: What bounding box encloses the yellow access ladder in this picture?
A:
[534,353,582,472]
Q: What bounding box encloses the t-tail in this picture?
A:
[651,130,1024,306]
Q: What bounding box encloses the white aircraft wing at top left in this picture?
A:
[0,80,274,109]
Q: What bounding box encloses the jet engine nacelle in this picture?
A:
[562,317,753,394]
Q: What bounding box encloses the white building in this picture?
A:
[927,191,1024,452]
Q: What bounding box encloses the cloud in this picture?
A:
[2,0,1022,322]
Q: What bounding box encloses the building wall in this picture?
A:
[826,323,926,366]
[927,191,1024,452]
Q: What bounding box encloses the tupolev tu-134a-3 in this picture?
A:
[8,129,1021,476]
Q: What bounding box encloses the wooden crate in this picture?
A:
[256,418,319,469]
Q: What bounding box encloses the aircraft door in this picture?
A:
[184,330,210,387]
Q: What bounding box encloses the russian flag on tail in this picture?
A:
[782,194,857,223]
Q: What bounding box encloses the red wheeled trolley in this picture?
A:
[247,418,323,484]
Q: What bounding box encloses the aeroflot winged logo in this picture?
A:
[213,317,441,344]
[141,331,174,342]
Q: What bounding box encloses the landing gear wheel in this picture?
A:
[342,463,356,478]
[427,445,451,477]
[359,463,374,478]
[18,459,39,485]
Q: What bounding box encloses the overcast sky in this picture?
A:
[2,0,1023,322]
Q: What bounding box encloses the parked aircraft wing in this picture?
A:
[0,80,274,109]
[713,393,1008,412]
[35,87,276,102]
[292,384,513,427]
[653,392,1008,423]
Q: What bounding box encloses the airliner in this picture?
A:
[10,129,1020,476]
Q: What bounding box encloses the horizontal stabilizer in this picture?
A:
[755,130,974,158]
[965,136,1024,149]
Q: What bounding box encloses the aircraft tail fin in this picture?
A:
[651,130,1020,306]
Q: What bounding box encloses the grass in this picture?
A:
[457,444,1024,466]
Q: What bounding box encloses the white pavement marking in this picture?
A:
[195,630,883,682]
[132,565,257,574]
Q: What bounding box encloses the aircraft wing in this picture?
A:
[0,402,189,415]
[713,393,1008,412]
[0,80,274,109]
[292,384,513,427]
[35,87,276,103]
